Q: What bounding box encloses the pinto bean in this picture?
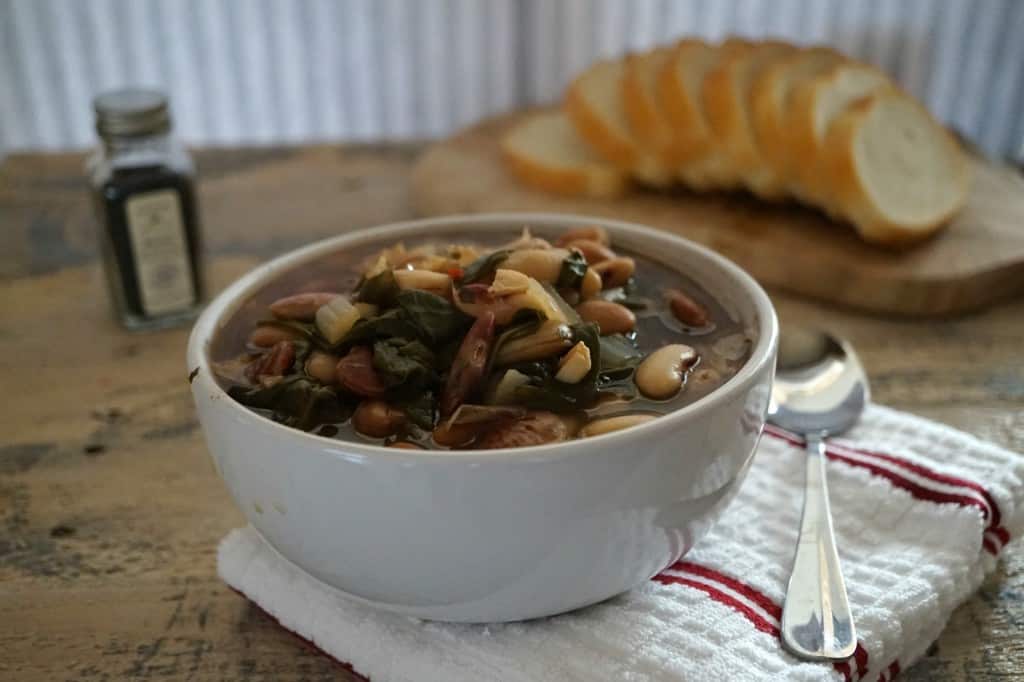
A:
[555,225,610,247]
[352,400,406,438]
[246,341,295,381]
[248,324,302,348]
[666,289,709,327]
[335,346,387,397]
[580,267,603,299]
[388,441,423,450]
[565,239,615,264]
[440,312,496,418]
[575,300,636,334]
[269,292,339,321]
[592,257,635,289]
[432,421,485,448]
[472,411,570,449]
[305,351,340,385]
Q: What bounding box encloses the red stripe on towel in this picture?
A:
[654,564,870,680]
[763,426,1010,555]
[652,573,780,636]
[670,561,782,620]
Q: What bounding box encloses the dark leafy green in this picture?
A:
[356,270,400,307]
[542,283,582,324]
[372,338,437,388]
[556,250,588,290]
[510,323,602,412]
[598,334,642,380]
[459,249,509,284]
[228,376,352,430]
[485,315,544,376]
[394,390,437,430]
[395,290,473,345]
[336,309,422,348]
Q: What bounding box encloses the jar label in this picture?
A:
[125,189,196,315]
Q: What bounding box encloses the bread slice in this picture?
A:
[564,59,675,186]
[750,46,843,190]
[819,92,971,246]
[701,39,797,197]
[501,111,630,198]
[784,62,894,200]
[657,39,743,189]
[622,47,678,166]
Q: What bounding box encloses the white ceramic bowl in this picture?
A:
[188,213,777,622]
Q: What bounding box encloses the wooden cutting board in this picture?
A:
[410,109,1024,317]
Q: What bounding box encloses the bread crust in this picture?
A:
[819,94,971,246]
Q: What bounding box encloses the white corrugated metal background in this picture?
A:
[1,0,1022,158]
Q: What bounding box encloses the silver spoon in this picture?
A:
[768,327,868,661]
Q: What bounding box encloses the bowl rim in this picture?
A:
[187,212,778,462]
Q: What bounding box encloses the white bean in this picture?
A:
[579,414,656,437]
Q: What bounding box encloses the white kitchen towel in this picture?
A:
[218,404,1024,681]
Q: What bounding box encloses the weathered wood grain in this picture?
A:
[1,146,1022,681]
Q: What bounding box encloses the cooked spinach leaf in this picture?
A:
[394,390,436,430]
[459,249,509,284]
[542,283,582,324]
[598,334,642,380]
[396,290,473,345]
[356,269,400,307]
[556,250,588,290]
[510,323,602,411]
[229,376,352,430]
[372,338,437,388]
[336,309,422,348]
[485,315,543,376]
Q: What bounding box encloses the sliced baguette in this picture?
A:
[819,92,971,246]
[564,59,675,186]
[701,39,797,197]
[501,111,630,198]
[657,38,743,189]
[622,47,679,166]
[784,62,894,200]
[750,46,843,189]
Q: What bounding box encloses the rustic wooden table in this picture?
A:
[1,146,1021,681]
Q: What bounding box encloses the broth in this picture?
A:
[211,227,754,449]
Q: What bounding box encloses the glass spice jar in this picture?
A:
[87,89,204,330]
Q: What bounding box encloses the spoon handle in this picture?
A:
[781,434,857,661]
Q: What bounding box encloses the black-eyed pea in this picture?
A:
[635,344,698,399]
[305,351,340,385]
[579,414,657,437]
[575,300,636,335]
[593,257,635,289]
[352,400,406,438]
